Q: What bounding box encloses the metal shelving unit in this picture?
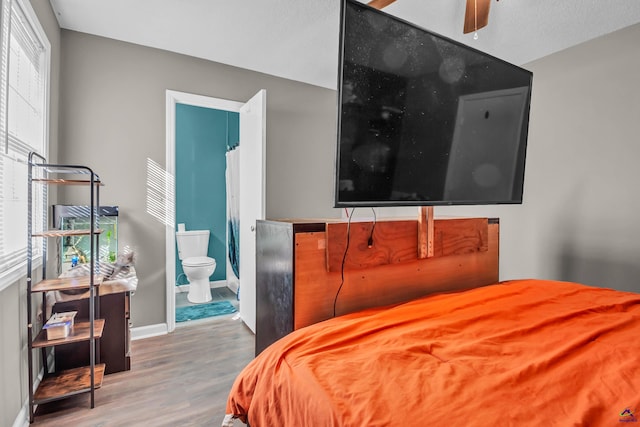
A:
[26,152,105,423]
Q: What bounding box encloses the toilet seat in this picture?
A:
[182,256,216,267]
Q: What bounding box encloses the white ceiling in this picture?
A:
[48,0,640,90]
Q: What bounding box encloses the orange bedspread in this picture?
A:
[225,279,640,426]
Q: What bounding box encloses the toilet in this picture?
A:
[175,229,216,304]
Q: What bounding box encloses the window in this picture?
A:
[0,0,50,282]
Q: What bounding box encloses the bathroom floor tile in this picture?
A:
[175,285,239,315]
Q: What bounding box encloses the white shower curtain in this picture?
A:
[226,147,240,291]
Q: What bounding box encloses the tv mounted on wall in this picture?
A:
[335,0,533,207]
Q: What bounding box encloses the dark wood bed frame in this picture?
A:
[255,216,499,355]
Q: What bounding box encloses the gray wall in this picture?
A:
[1,281,24,427]
[441,23,640,293]
[524,22,640,291]
[57,30,338,328]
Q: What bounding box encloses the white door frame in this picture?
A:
[165,90,244,333]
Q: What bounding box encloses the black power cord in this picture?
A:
[333,208,355,317]
[333,208,378,317]
[367,207,376,248]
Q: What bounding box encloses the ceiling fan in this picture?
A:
[366,0,492,34]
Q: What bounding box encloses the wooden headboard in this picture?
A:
[255,217,499,354]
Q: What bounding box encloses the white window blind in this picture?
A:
[0,0,49,278]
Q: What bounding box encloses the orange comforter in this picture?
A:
[225,279,640,426]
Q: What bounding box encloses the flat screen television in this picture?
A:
[335,0,533,207]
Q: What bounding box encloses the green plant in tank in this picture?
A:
[104,230,117,262]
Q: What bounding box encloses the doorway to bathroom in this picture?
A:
[174,103,238,322]
[165,90,266,332]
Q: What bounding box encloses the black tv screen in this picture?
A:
[335,0,533,207]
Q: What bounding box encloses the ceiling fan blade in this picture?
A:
[367,0,397,10]
[463,0,491,34]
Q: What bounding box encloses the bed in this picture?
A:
[223,278,640,426]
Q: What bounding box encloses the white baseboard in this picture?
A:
[227,278,239,294]
[210,279,228,289]
[131,323,168,340]
[12,404,28,427]
[14,352,55,427]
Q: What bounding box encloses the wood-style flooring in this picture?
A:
[32,314,254,427]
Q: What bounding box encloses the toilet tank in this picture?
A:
[176,230,210,260]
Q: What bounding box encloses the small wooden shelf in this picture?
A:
[32,319,105,348]
[32,178,102,186]
[32,228,104,238]
[27,156,105,421]
[32,275,104,293]
[34,364,106,404]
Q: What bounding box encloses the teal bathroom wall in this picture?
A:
[175,103,239,284]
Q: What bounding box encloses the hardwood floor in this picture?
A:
[32,314,254,426]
